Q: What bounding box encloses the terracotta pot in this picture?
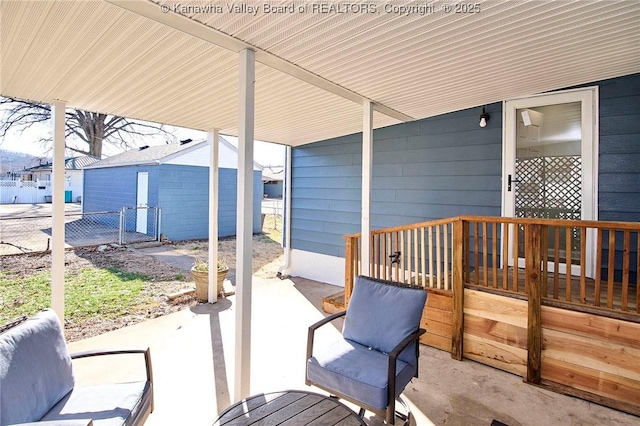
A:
[191,267,229,301]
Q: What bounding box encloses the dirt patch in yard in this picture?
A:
[170,234,285,279]
[0,230,284,341]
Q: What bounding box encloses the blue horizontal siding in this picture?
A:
[84,164,262,241]
[595,74,640,281]
[83,166,159,213]
[263,182,283,198]
[291,72,640,270]
[291,103,502,257]
[597,73,640,224]
[291,238,345,258]
[293,177,361,189]
[83,166,159,233]
[158,165,262,241]
[292,165,363,178]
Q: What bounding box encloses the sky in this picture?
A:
[172,127,286,167]
[0,118,286,167]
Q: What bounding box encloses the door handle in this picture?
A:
[507,174,521,192]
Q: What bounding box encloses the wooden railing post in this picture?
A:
[344,235,358,306]
[525,224,542,384]
[452,218,464,360]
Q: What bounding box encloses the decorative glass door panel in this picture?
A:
[503,88,597,278]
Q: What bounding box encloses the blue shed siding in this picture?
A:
[84,164,262,241]
[83,165,160,234]
[157,165,209,240]
[83,166,159,213]
[291,103,503,258]
[157,165,262,241]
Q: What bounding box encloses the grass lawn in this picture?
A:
[261,212,282,243]
[0,213,284,336]
[0,267,153,324]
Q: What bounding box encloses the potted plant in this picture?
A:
[191,258,229,301]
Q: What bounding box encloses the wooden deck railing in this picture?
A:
[343,217,457,305]
[344,216,640,315]
[461,216,640,315]
[344,216,640,412]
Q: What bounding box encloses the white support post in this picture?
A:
[51,100,66,321]
[234,48,255,401]
[208,130,220,304]
[361,100,373,276]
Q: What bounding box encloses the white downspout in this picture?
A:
[278,145,292,278]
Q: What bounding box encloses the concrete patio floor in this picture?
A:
[67,276,639,426]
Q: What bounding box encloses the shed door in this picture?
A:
[136,172,149,234]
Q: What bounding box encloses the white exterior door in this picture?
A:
[136,172,149,234]
[503,87,598,277]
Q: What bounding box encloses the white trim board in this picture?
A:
[289,249,346,287]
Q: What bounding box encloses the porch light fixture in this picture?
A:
[479,107,490,128]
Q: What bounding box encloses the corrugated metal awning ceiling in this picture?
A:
[1,0,639,146]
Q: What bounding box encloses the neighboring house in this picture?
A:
[262,166,284,199]
[0,156,99,204]
[288,73,640,285]
[83,138,263,241]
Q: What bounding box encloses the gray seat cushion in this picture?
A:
[307,338,417,410]
[0,310,75,425]
[40,382,150,426]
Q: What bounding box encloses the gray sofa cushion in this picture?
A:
[0,310,75,425]
[307,338,417,410]
[342,276,427,364]
[40,382,150,426]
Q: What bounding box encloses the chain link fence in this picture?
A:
[261,199,283,231]
[0,207,160,256]
[121,206,161,245]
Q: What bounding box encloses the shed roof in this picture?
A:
[1,0,638,147]
[87,140,206,168]
[85,136,263,170]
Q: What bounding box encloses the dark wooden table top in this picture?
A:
[213,390,367,425]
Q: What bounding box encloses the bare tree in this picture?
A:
[0,97,175,158]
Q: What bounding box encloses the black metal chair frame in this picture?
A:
[306,305,426,425]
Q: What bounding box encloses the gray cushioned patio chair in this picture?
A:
[0,309,153,426]
[306,275,427,425]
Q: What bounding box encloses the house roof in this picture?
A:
[1,1,638,147]
[23,156,100,172]
[262,166,284,182]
